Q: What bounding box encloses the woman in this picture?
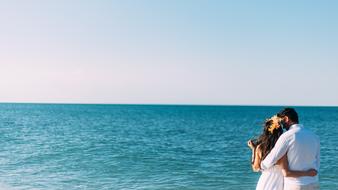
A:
[247,115,317,190]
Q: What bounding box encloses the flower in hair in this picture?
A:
[268,115,281,134]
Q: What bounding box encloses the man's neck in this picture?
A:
[289,123,301,130]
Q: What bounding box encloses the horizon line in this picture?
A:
[0,101,337,108]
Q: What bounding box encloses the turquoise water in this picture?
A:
[0,104,337,189]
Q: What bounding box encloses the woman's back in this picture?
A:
[256,158,284,190]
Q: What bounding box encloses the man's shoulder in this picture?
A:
[294,126,320,145]
[280,128,296,139]
[303,127,320,141]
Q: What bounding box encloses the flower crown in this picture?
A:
[267,115,281,134]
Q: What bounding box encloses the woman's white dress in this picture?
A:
[256,165,284,190]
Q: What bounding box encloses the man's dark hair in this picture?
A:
[277,108,299,123]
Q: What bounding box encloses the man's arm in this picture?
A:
[277,154,317,177]
[261,134,290,170]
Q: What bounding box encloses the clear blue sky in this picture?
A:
[0,0,337,106]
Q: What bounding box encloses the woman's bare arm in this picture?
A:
[248,140,261,172]
[248,141,261,172]
[252,146,262,172]
[277,154,317,177]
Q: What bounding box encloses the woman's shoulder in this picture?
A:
[255,144,262,156]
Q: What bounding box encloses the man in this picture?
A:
[261,108,320,190]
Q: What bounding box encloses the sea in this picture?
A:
[0,104,336,189]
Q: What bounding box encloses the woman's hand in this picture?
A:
[306,169,318,176]
[247,140,255,149]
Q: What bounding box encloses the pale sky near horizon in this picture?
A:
[0,0,337,106]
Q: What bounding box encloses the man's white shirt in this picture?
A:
[261,124,320,186]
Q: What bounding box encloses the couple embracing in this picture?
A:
[248,108,320,190]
